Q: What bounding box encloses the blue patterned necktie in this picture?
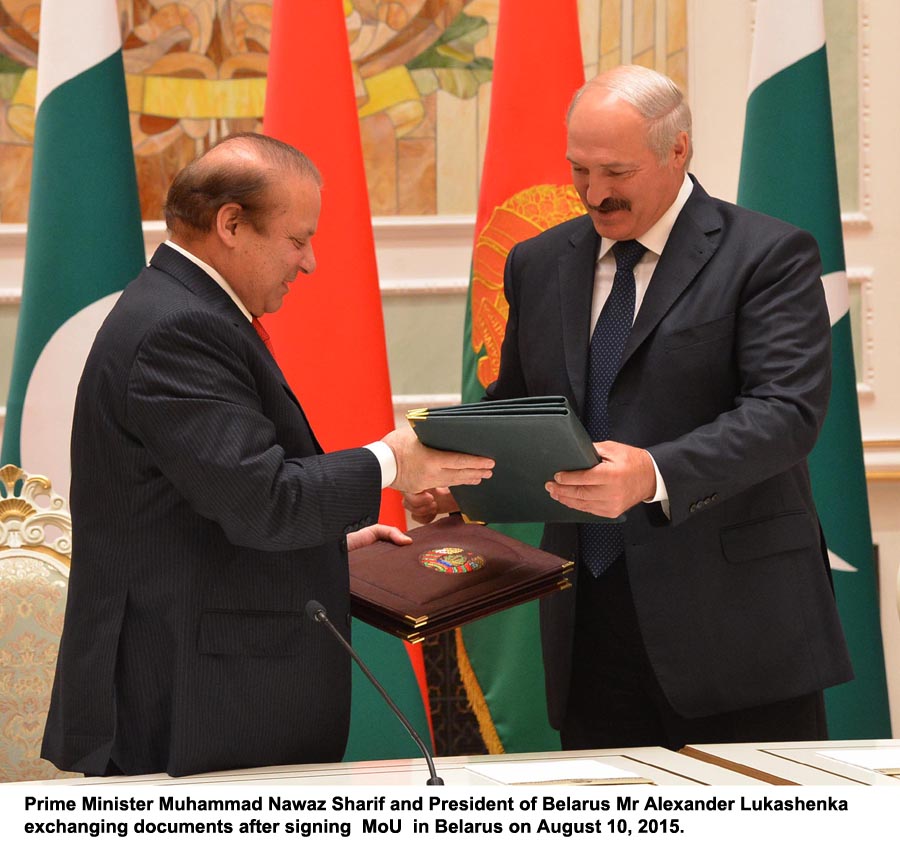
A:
[579,239,646,577]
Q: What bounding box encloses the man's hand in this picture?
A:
[382,426,493,493]
[347,524,412,552]
[545,441,656,518]
[402,487,459,525]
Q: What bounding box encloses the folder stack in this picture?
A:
[349,515,573,642]
[408,395,610,523]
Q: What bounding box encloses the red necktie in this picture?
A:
[252,317,275,356]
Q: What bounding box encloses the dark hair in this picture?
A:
[164,132,321,235]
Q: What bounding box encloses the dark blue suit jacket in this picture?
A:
[488,179,853,725]
[42,244,382,776]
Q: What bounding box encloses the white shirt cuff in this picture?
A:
[643,450,671,519]
[364,441,397,489]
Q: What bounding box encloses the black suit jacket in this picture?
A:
[488,179,853,726]
[42,244,382,776]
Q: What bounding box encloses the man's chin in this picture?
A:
[265,294,287,314]
[590,210,634,240]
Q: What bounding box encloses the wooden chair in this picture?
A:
[0,465,75,781]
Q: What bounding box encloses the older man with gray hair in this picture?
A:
[409,65,852,750]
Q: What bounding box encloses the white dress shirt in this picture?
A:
[589,174,694,512]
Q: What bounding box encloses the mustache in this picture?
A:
[589,198,631,213]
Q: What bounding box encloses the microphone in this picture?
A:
[305,600,444,785]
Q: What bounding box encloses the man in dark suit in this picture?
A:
[409,65,852,749]
[41,133,493,777]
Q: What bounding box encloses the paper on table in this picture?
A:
[465,759,654,786]
[816,747,900,774]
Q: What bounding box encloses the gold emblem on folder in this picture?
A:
[419,547,485,574]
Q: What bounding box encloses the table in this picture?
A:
[682,738,900,785]
[37,747,767,787]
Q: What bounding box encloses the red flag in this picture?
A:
[263,0,430,759]
[459,0,585,753]
[466,0,586,399]
[263,3,395,471]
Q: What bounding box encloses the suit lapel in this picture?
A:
[620,181,722,368]
[558,218,599,416]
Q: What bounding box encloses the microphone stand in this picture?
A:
[306,600,444,785]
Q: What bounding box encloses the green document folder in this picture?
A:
[408,396,617,523]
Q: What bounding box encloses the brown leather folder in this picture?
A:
[349,515,573,642]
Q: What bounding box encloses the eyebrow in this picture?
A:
[566,156,638,169]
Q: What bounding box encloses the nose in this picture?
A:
[584,174,612,209]
[299,243,316,275]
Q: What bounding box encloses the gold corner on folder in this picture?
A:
[460,514,486,525]
[406,408,428,422]
[403,613,429,627]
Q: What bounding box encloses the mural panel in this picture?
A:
[0,0,688,221]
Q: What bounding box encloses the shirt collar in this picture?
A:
[164,239,252,322]
[598,172,694,260]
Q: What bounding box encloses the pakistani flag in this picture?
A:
[738,0,890,738]
[1,0,144,496]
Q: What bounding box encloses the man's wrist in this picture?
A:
[642,449,671,519]
[642,449,668,503]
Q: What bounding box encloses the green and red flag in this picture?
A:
[738,0,890,737]
[263,0,432,759]
[458,0,585,753]
[1,0,144,492]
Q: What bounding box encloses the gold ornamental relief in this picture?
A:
[0,464,71,562]
[470,183,585,389]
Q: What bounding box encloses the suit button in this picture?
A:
[689,504,697,512]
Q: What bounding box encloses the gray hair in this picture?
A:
[568,65,692,167]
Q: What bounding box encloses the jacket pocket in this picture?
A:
[720,510,816,563]
[198,609,305,656]
[664,313,735,350]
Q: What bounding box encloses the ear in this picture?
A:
[671,131,690,168]
[215,203,242,246]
